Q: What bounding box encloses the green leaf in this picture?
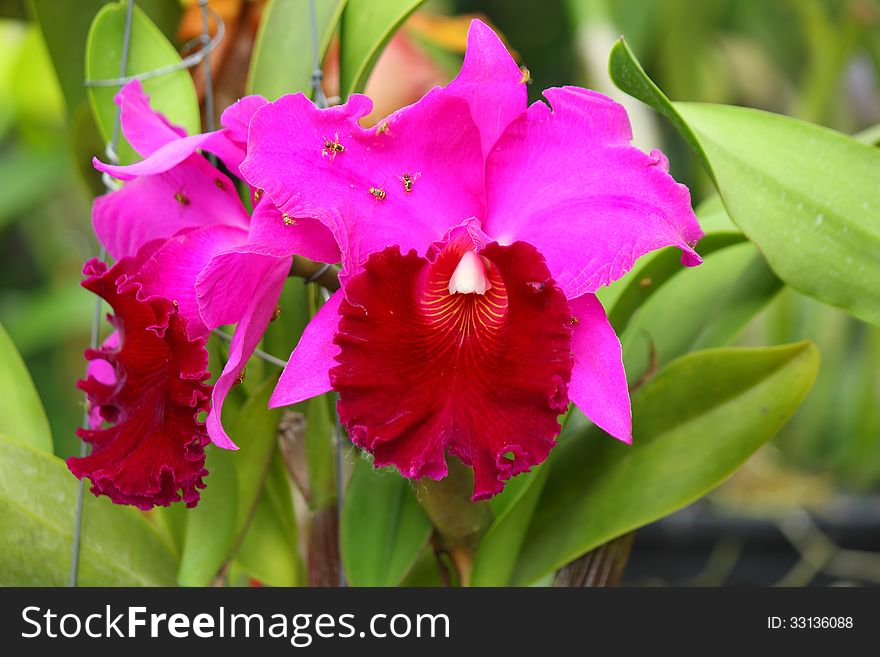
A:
[247,0,346,100]
[338,0,425,98]
[30,0,108,114]
[599,196,742,331]
[621,242,784,383]
[0,322,52,452]
[234,452,302,587]
[86,1,200,164]
[176,444,238,586]
[341,455,432,586]
[470,464,549,587]
[0,433,177,585]
[608,37,713,179]
[176,376,281,586]
[227,376,283,532]
[511,342,819,585]
[610,37,880,326]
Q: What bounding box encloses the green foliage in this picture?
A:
[610,38,880,327]
[0,322,52,452]
[341,456,432,586]
[85,1,199,164]
[176,376,281,586]
[247,0,346,100]
[338,0,426,98]
[234,452,302,587]
[0,434,177,585]
[510,342,819,585]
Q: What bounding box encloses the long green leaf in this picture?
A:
[176,376,281,586]
[338,0,425,98]
[0,434,177,585]
[602,194,745,334]
[0,322,52,452]
[247,0,346,100]
[622,242,783,383]
[86,1,199,164]
[30,0,181,114]
[610,38,880,326]
[176,444,238,586]
[511,342,819,585]
[341,455,432,586]
[234,451,302,587]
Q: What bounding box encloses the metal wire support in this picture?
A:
[212,329,288,369]
[308,0,328,109]
[198,0,216,132]
[83,5,225,88]
[70,0,136,588]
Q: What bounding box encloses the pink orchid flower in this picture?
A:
[72,81,337,508]
[240,20,704,500]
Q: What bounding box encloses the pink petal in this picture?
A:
[117,80,187,157]
[268,289,343,408]
[240,89,485,279]
[246,198,342,264]
[445,19,528,158]
[134,225,248,339]
[567,293,631,444]
[94,134,222,181]
[196,246,289,330]
[484,86,703,299]
[92,156,249,259]
[206,255,290,449]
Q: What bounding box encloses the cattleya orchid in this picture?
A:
[240,20,703,500]
[71,19,702,508]
[70,81,338,508]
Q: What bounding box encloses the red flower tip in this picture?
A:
[68,255,212,510]
[331,229,573,500]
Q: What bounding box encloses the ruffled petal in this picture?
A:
[484,86,703,299]
[269,289,343,408]
[331,230,573,500]
[205,254,291,449]
[92,155,249,259]
[67,256,212,510]
[567,293,631,443]
[133,225,248,338]
[240,89,485,279]
[445,19,528,158]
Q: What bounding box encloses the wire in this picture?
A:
[83,6,225,88]
[70,0,136,588]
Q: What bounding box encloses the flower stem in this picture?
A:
[415,457,494,586]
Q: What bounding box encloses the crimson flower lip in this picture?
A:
[69,254,211,510]
[241,19,704,498]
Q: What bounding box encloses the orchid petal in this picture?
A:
[484,86,703,299]
[240,89,485,279]
[93,156,249,259]
[206,255,290,449]
[117,80,187,157]
[134,225,248,339]
[568,293,632,444]
[269,289,343,408]
[246,198,342,264]
[445,19,528,158]
[332,233,572,500]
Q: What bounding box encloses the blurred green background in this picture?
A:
[1,0,878,585]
